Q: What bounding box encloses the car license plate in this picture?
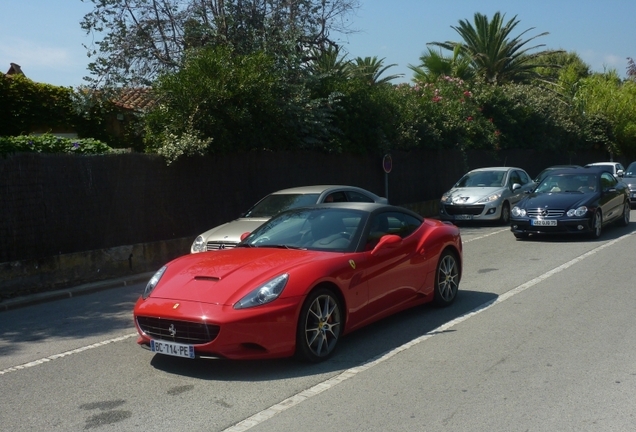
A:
[150,340,195,359]
[531,219,557,226]
[454,214,473,220]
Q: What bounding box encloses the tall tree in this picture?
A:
[80,0,360,88]
[628,57,636,81]
[429,12,560,85]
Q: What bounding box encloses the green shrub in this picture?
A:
[0,133,116,156]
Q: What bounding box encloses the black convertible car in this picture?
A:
[510,167,631,239]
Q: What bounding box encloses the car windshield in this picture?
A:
[455,171,505,188]
[242,208,365,252]
[243,193,320,218]
[625,162,636,177]
[535,173,597,193]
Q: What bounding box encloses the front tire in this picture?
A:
[618,201,630,227]
[433,250,460,307]
[499,202,511,225]
[514,232,529,240]
[590,210,602,239]
[296,288,343,362]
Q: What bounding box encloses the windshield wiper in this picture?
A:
[258,244,306,250]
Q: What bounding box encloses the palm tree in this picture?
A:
[429,12,560,85]
[408,45,473,83]
[349,56,404,85]
[306,46,351,78]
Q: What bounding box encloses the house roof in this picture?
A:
[112,87,157,111]
[5,63,25,76]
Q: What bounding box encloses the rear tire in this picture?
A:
[433,250,460,307]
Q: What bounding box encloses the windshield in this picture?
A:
[625,162,636,177]
[535,173,597,193]
[455,171,505,188]
[243,193,320,218]
[242,208,365,252]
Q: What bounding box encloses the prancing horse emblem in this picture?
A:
[168,324,177,337]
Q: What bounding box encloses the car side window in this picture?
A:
[600,172,617,189]
[509,171,522,187]
[324,192,347,203]
[345,191,375,203]
[518,170,531,185]
[366,211,422,249]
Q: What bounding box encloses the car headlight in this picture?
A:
[234,274,289,309]
[143,265,167,299]
[440,192,451,202]
[511,206,526,217]
[191,235,205,253]
[477,193,501,203]
[567,206,588,217]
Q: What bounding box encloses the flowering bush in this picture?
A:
[0,133,115,155]
[155,127,212,165]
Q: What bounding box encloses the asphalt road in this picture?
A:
[1,215,635,431]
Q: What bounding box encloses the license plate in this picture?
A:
[454,214,473,220]
[531,219,557,226]
[150,340,195,359]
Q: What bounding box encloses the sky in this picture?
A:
[1,0,634,88]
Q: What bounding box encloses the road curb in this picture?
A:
[0,272,154,312]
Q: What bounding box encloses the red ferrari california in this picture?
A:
[134,202,463,362]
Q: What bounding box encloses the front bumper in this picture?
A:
[133,296,301,360]
[439,202,502,221]
[510,217,594,235]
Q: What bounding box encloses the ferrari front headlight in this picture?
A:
[234,274,289,309]
[143,265,167,299]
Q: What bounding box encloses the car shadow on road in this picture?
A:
[147,289,498,381]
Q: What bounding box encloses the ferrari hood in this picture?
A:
[519,192,593,209]
[149,248,320,305]
[198,218,268,244]
[443,187,503,205]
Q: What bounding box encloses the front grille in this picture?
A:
[443,204,485,216]
[206,241,238,251]
[137,317,220,344]
[526,208,565,218]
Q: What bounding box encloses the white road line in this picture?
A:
[0,333,137,376]
[462,228,509,243]
[223,230,635,432]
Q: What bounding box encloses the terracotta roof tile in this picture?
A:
[112,87,157,111]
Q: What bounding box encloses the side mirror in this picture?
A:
[240,232,250,241]
[512,183,521,191]
[370,234,402,256]
[616,170,624,177]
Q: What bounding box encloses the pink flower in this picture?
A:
[432,96,442,102]
[463,90,472,97]
[467,116,473,122]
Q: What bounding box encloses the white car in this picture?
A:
[584,162,625,179]
[190,185,388,252]
[439,167,535,224]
